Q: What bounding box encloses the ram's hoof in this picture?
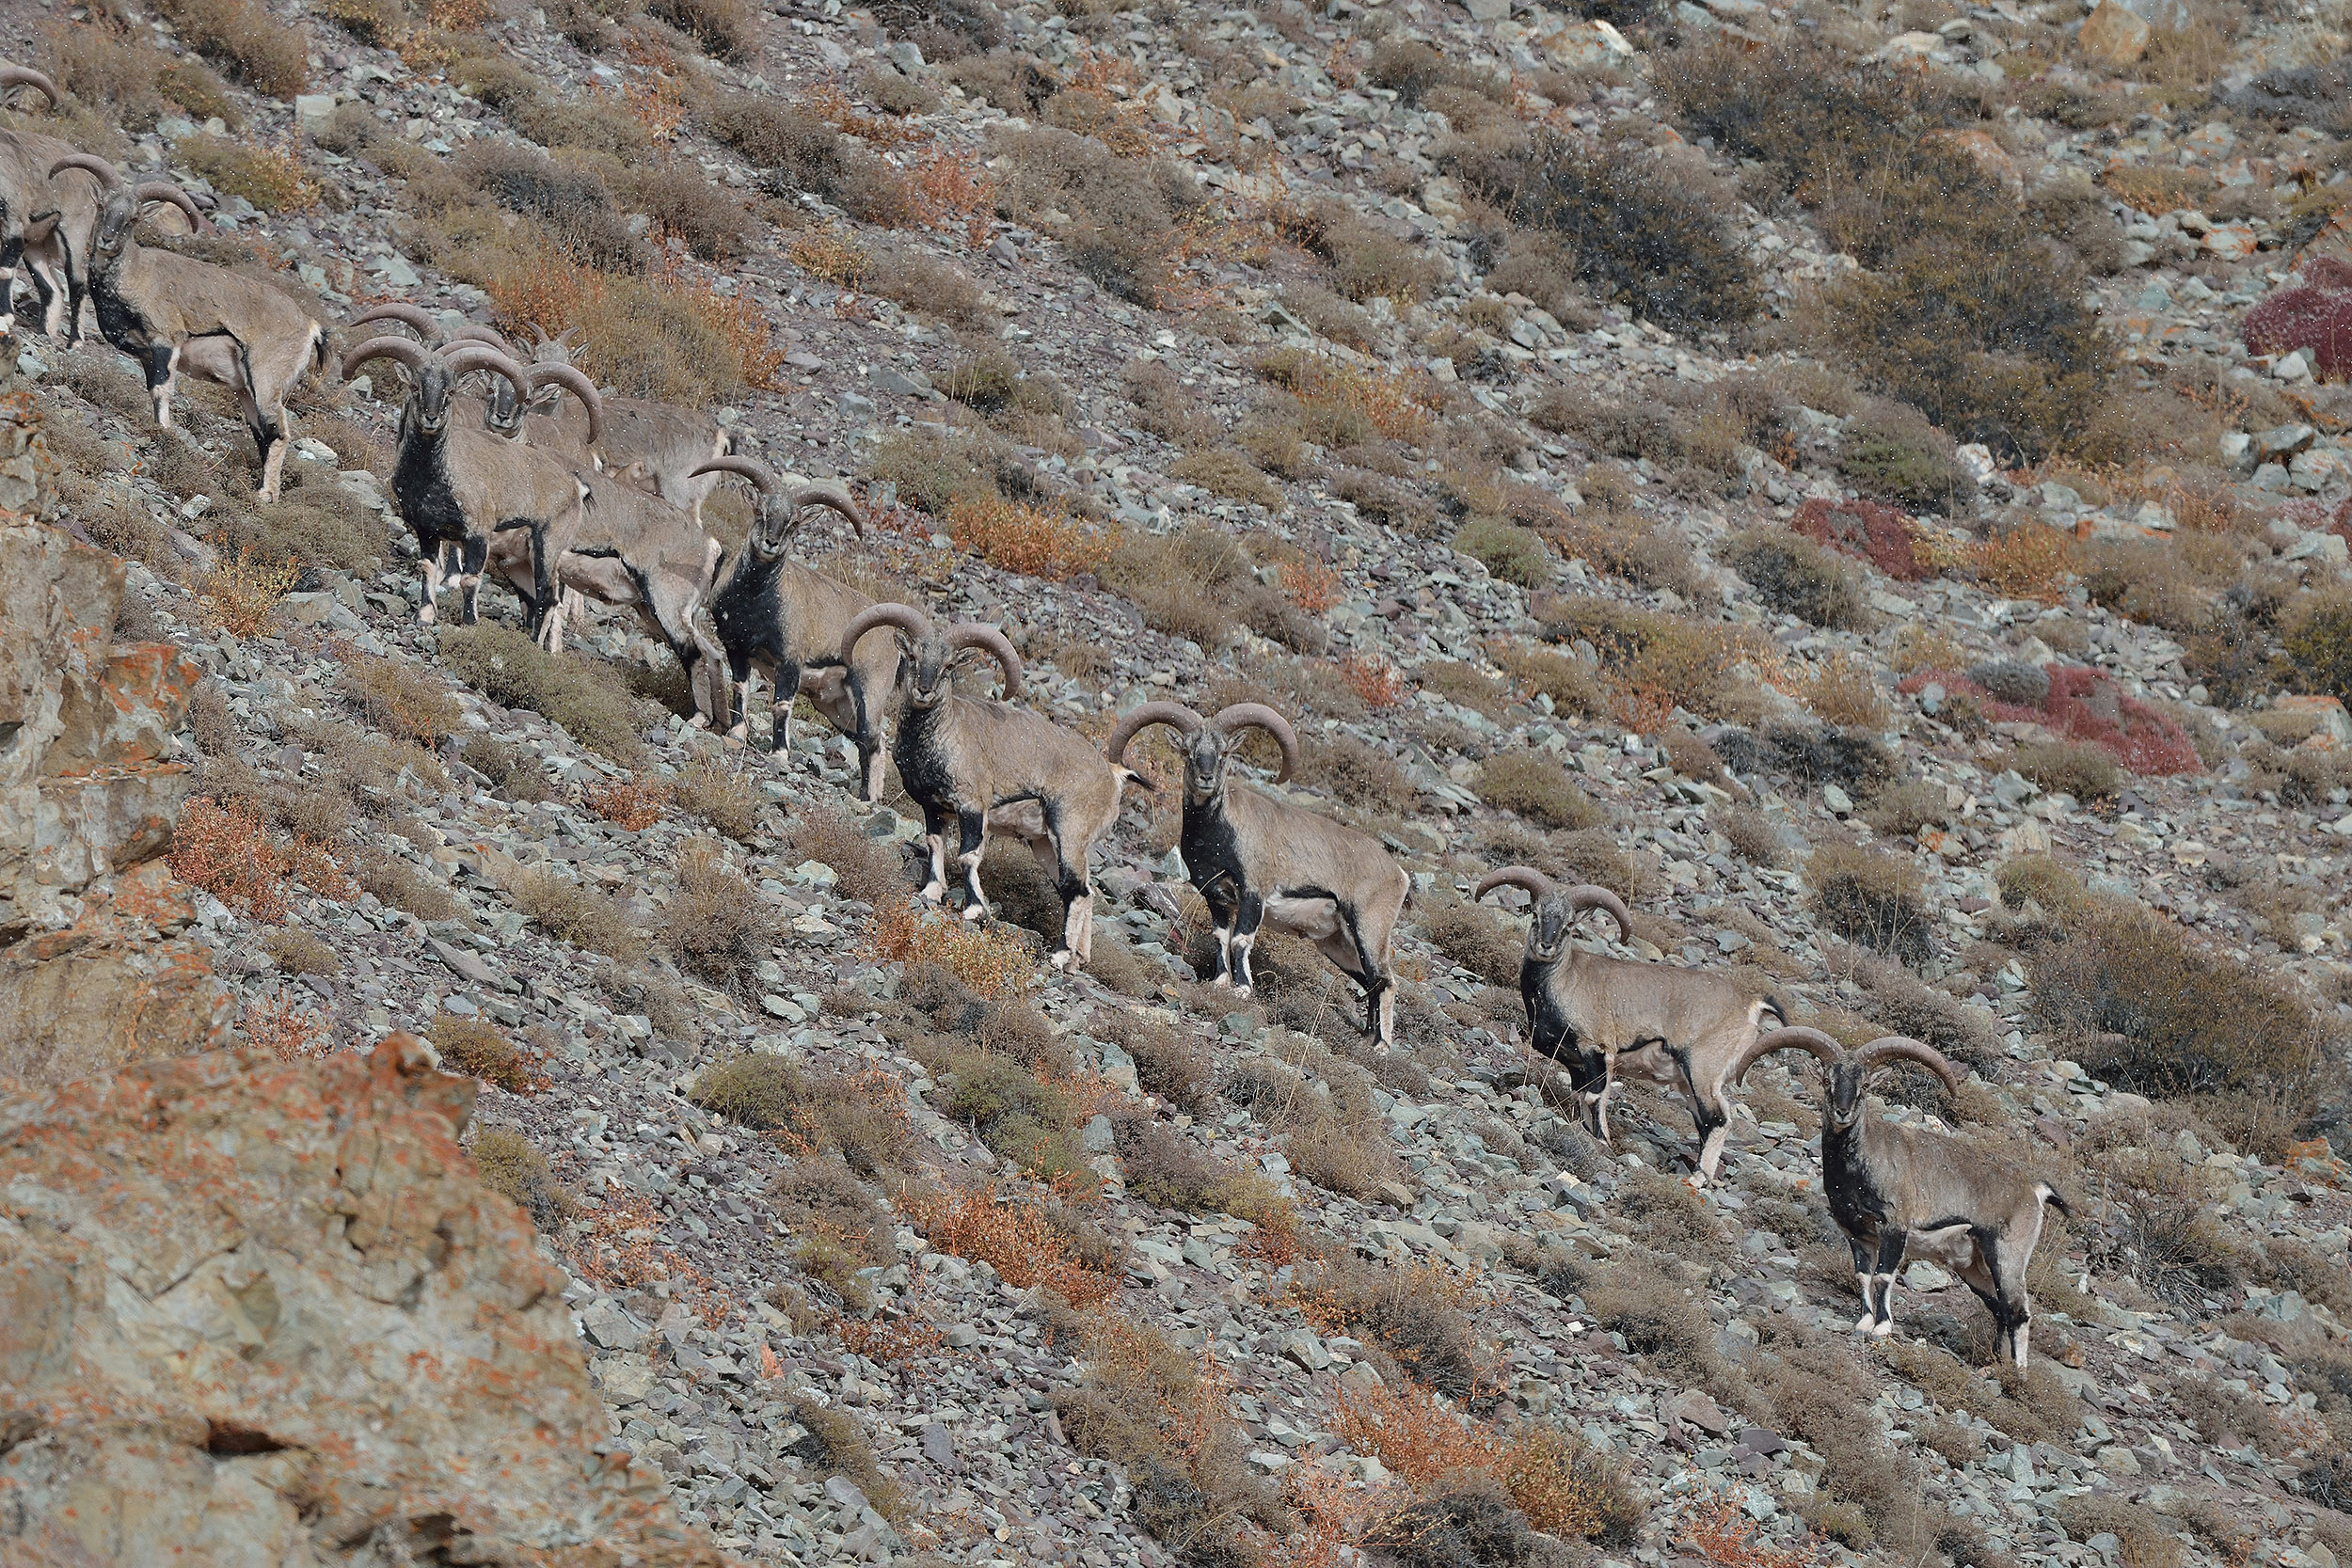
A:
[1870,1320,1895,1338]
[961,904,987,923]
[1852,1315,1878,1334]
[918,884,946,903]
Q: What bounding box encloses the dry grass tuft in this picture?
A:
[438,625,647,767]
[427,1011,544,1094]
[1477,752,1604,830]
[665,838,777,1001]
[866,902,1033,999]
[471,1127,574,1230]
[782,806,908,907]
[504,865,644,961]
[154,0,309,97]
[1295,1255,1486,1397]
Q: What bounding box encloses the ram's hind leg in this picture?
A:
[1679,1052,1731,1189]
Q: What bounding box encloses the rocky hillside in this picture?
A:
[3,0,2351,1560]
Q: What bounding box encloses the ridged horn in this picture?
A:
[1212,703,1298,784]
[1851,1035,1963,1097]
[441,345,528,403]
[1730,1025,1845,1087]
[348,302,442,341]
[946,623,1024,700]
[841,602,933,665]
[341,334,430,381]
[0,68,61,108]
[1104,701,1204,768]
[1565,885,1632,942]
[525,362,603,447]
[47,152,118,191]
[446,323,519,356]
[1474,865,1556,904]
[691,455,778,494]
[133,182,205,228]
[788,481,864,536]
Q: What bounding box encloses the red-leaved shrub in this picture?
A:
[2243,258,2352,381]
[1899,664,2201,774]
[1792,497,1929,581]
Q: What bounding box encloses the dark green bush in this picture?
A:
[1454,134,1758,330]
[1719,529,1868,628]
[2282,590,2352,705]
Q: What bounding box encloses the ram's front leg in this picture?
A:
[955,808,989,921]
[418,544,449,626]
[1229,892,1266,996]
[144,341,180,428]
[917,804,952,903]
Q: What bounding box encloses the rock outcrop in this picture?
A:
[0,503,222,1089]
[0,1034,728,1567]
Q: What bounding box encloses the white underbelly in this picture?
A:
[1263,895,1342,940]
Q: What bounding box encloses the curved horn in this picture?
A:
[788,481,864,536]
[946,623,1024,701]
[1474,865,1556,904]
[840,602,933,666]
[1851,1035,1963,1097]
[1730,1026,1846,1087]
[1565,885,1632,943]
[341,334,431,382]
[0,68,60,108]
[348,301,443,342]
[690,454,778,494]
[441,344,529,404]
[47,152,119,191]
[133,182,205,229]
[1104,700,1204,768]
[526,362,603,447]
[1211,703,1299,784]
[446,323,520,356]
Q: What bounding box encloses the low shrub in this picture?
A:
[1452,134,1759,331]
[665,838,777,1000]
[943,1051,1086,1182]
[1836,404,1976,515]
[2280,589,2352,705]
[1302,734,1412,808]
[1719,528,1868,629]
[646,0,755,57]
[175,136,317,213]
[1168,450,1281,509]
[782,805,907,907]
[1720,806,1788,868]
[2058,1496,2187,1568]
[2031,895,2339,1129]
[427,1011,542,1094]
[1103,1014,1211,1113]
[472,1128,572,1229]
[1712,723,1893,791]
[505,866,644,960]
[788,1402,908,1525]
[1422,895,1522,988]
[1454,516,1551,588]
[1478,752,1604,830]
[2010,738,2122,801]
[353,847,462,922]
[1296,1256,1485,1396]
[1536,595,1765,724]
[154,0,309,97]
[1491,641,1606,718]
[1808,843,1933,966]
[1052,1307,1271,1565]
[437,625,647,767]
[1791,497,1930,582]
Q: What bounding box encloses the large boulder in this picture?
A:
[0,1035,728,1567]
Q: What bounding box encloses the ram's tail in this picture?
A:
[2034,1181,2073,1219]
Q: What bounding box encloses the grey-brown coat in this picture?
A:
[1476,867,1785,1186]
[845,603,1137,969]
